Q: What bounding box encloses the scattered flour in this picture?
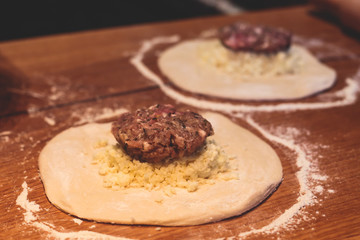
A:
[0,131,12,136]
[269,126,309,141]
[1,136,10,143]
[328,189,335,194]
[48,84,68,102]
[311,173,328,181]
[31,221,131,240]
[233,116,328,238]
[16,182,40,223]
[44,116,56,126]
[27,105,41,116]
[7,88,46,100]
[73,218,83,225]
[199,28,218,38]
[198,0,245,15]
[9,74,72,104]
[72,107,128,125]
[314,185,324,194]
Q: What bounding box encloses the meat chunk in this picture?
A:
[219,22,292,53]
[111,104,214,163]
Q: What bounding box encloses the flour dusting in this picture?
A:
[8,88,46,100]
[234,116,331,238]
[8,74,74,107]
[199,28,218,38]
[16,182,40,223]
[269,126,310,141]
[72,107,128,125]
[31,221,131,240]
[314,185,324,193]
[44,116,56,126]
[2,136,10,142]
[0,131,12,136]
[73,218,83,225]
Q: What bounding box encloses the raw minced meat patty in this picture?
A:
[219,22,292,53]
[111,104,214,163]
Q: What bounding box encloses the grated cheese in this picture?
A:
[198,40,303,77]
[92,139,237,192]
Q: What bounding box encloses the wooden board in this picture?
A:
[1,6,360,240]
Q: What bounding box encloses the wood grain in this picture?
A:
[1,5,360,240]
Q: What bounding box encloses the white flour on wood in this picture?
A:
[44,116,56,126]
[0,131,12,136]
[235,116,332,238]
[16,182,40,223]
[71,107,128,125]
[0,131,11,144]
[73,218,83,225]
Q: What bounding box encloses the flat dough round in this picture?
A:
[158,39,336,100]
[39,112,282,226]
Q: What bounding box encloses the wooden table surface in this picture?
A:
[1,6,360,240]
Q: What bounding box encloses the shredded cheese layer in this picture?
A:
[198,40,303,77]
[92,140,237,193]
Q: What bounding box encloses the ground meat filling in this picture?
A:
[111,104,214,163]
[219,22,292,53]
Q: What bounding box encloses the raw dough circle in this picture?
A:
[158,39,336,100]
[39,112,282,226]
